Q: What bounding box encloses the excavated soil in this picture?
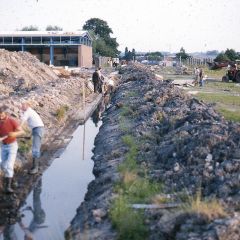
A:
[66,64,240,240]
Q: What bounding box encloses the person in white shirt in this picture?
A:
[20,101,44,174]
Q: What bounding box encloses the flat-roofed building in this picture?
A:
[0,31,93,67]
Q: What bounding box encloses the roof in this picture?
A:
[0,31,92,39]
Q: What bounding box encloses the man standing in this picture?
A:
[21,101,44,174]
[0,105,24,193]
[92,69,101,93]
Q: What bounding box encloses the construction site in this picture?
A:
[0,48,239,240]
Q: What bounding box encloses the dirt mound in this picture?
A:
[67,64,240,239]
[0,49,58,94]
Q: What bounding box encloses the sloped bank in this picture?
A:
[0,50,105,224]
[66,64,240,240]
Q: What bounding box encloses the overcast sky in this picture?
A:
[0,0,239,53]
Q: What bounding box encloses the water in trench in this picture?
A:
[0,106,103,240]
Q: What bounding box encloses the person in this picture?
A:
[0,105,24,193]
[193,67,200,86]
[200,74,208,87]
[92,69,101,93]
[97,67,105,93]
[199,68,203,86]
[20,101,44,174]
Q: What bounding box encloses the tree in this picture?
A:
[214,49,239,62]
[225,48,239,61]
[176,47,189,60]
[83,18,113,40]
[145,51,163,61]
[46,25,63,31]
[21,25,39,31]
[214,53,230,62]
[83,18,119,57]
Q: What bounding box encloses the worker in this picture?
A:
[0,105,24,193]
[194,67,200,86]
[92,69,101,93]
[199,68,203,86]
[97,67,105,93]
[20,101,44,174]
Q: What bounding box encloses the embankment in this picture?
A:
[66,64,240,240]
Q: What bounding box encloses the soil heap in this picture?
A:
[66,64,240,240]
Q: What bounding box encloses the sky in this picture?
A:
[0,0,239,53]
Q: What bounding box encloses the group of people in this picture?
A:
[194,67,207,87]
[0,101,44,193]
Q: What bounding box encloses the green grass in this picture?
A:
[110,196,148,240]
[18,139,32,153]
[217,108,240,122]
[206,82,240,93]
[110,133,163,239]
[197,93,240,106]
[118,135,138,172]
[202,67,226,79]
[195,92,240,122]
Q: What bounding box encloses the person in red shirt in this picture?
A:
[0,105,24,193]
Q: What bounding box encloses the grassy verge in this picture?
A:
[197,93,240,106]
[110,130,162,239]
[206,82,240,93]
[217,108,240,122]
[195,92,240,122]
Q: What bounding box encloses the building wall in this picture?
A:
[78,45,92,68]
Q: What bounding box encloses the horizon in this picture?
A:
[0,0,239,53]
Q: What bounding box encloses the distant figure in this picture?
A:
[97,67,105,93]
[92,69,101,93]
[194,67,200,85]
[20,101,44,174]
[0,105,24,193]
[200,75,208,87]
[199,68,203,86]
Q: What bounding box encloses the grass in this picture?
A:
[195,92,240,122]
[110,133,162,239]
[18,138,32,154]
[217,108,240,122]
[202,67,226,79]
[183,191,226,221]
[110,196,148,240]
[197,92,240,106]
[120,105,135,117]
[206,82,240,93]
[56,105,69,121]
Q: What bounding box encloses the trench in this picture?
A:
[0,106,103,240]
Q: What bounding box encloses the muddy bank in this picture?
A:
[0,50,112,225]
[66,64,240,240]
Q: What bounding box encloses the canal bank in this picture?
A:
[0,114,102,240]
[66,64,240,240]
[0,93,104,231]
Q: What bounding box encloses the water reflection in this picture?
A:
[0,178,46,240]
[24,179,47,236]
[0,99,107,240]
[91,94,110,127]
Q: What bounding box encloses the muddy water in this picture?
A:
[0,112,102,240]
